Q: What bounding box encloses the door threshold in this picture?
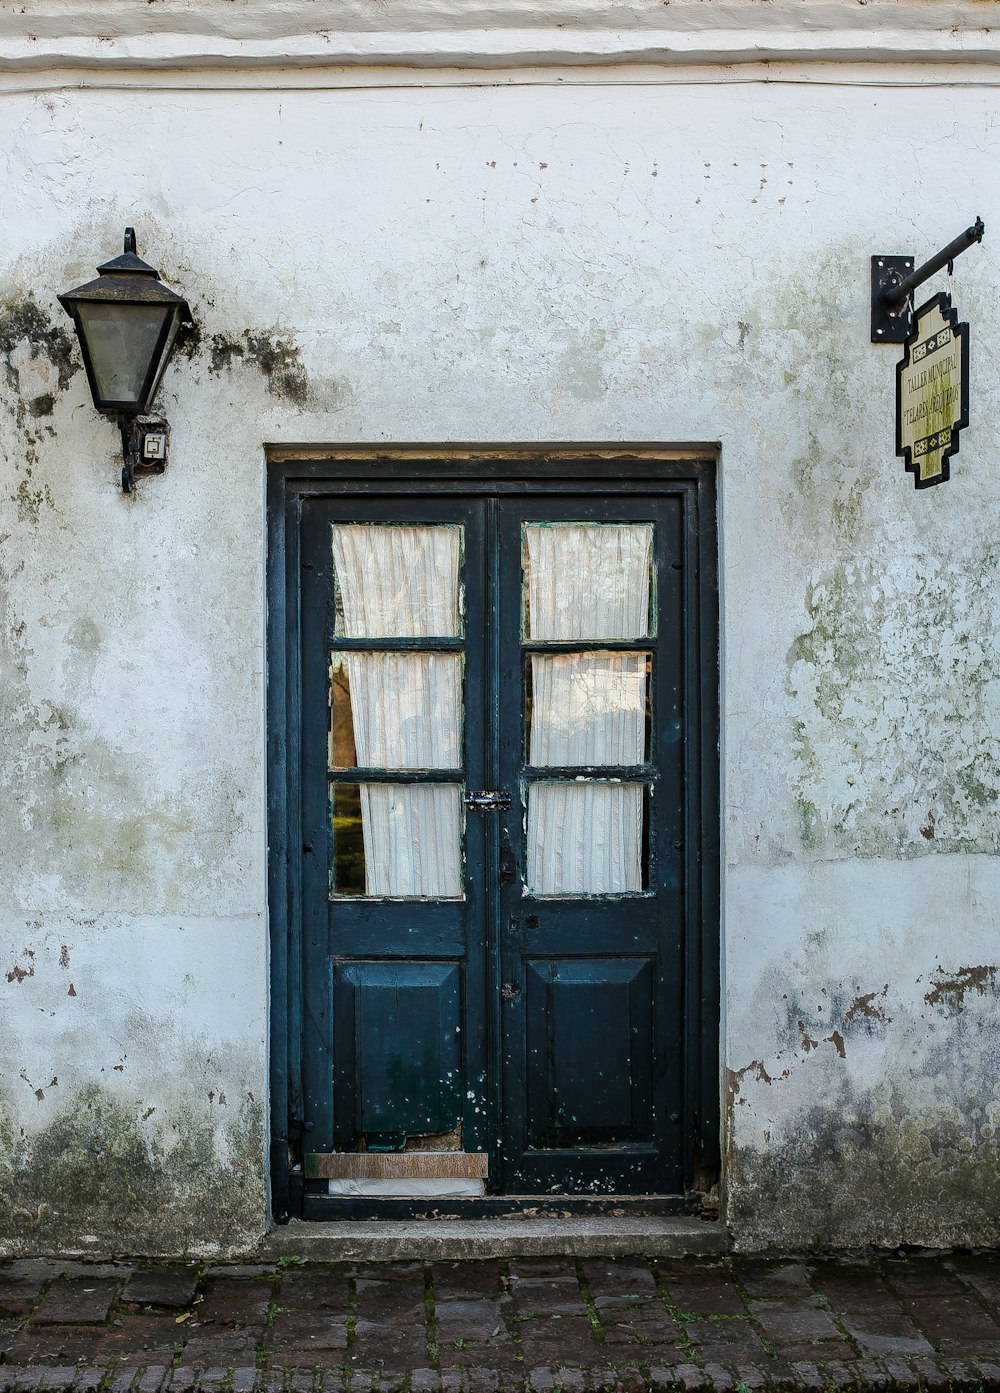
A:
[257,1213,729,1261]
[299,1193,696,1220]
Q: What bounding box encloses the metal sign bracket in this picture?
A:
[871,217,984,343]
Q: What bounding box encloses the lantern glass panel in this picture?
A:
[145,312,182,407]
[76,301,174,408]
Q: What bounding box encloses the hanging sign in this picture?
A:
[896,293,969,488]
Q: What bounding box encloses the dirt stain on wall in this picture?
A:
[0,293,81,523]
[6,949,36,985]
[0,1083,266,1256]
[924,963,997,1013]
[843,986,891,1028]
[727,961,1000,1249]
[786,547,1000,861]
[207,330,309,404]
[0,295,78,425]
[728,1076,1000,1252]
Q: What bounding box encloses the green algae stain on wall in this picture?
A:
[726,965,1000,1251]
[728,1082,1000,1252]
[0,294,78,421]
[0,1083,266,1256]
[0,293,81,524]
[786,544,1000,859]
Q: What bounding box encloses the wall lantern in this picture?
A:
[59,228,193,493]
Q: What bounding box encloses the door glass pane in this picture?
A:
[331,782,366,895]
[526,781,648,895]
[331,524,463,637]
[526,653,650,766]
[332,783,464,898]
[330,653,462,770]
[523,524,654,640]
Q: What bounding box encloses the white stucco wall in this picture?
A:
[2,0,999,1252]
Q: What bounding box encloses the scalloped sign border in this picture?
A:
[896,292,970,490]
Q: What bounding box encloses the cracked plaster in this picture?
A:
[1,68,999,1251]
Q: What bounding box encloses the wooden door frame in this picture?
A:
[266,444,720,1223]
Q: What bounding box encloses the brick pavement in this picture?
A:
[1,1251,999,1391]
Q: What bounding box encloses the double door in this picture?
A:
[288,472,717,1202]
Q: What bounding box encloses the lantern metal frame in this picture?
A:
[59,228,192,492]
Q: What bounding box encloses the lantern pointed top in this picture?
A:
[59,226,191,318]
[96,227,163,280]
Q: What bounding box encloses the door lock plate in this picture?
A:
[464,789,512,811]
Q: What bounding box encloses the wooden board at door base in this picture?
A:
[265,446,720,1221]
[304,1152,488,1180]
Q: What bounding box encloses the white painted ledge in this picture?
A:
[2,0,1000,74]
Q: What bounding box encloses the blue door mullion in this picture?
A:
[653,489,687,1187]
[496,502,528,1186]
[460,498,490,1155]
[299,500,338,1152]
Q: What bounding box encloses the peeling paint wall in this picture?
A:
[726,861,1000,1248]
[2,16,1000,1250]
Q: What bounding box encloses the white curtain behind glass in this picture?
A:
[526,523,652,640]
[344,654,461,770]
[332,524,461,638]
[525,524,652,896]
[331,525,463,898]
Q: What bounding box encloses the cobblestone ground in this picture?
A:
[1,1251,1000,1391]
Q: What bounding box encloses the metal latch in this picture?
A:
[464,789,511,811]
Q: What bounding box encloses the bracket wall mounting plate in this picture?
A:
[871,256,915,342]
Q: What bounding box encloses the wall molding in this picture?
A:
[2,0,999,76]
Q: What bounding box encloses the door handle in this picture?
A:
[464,790,512,811]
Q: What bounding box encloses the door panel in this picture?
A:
[334,961,463,1147]
[525,958,653,1147]
[299,498,488,1160]
[497,497,685,1193]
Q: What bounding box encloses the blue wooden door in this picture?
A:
[289,472,715,1206]
[299,498,491,1163]
[495,498,685,1193]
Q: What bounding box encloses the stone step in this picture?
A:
[256,1215,730,1261]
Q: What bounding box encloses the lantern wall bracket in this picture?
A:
[871,217,985,342]
[119,416,169,494]
[58,226,192,495]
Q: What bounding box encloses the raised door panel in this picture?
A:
[525,958,653,1148]
[333,961,463,1148]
